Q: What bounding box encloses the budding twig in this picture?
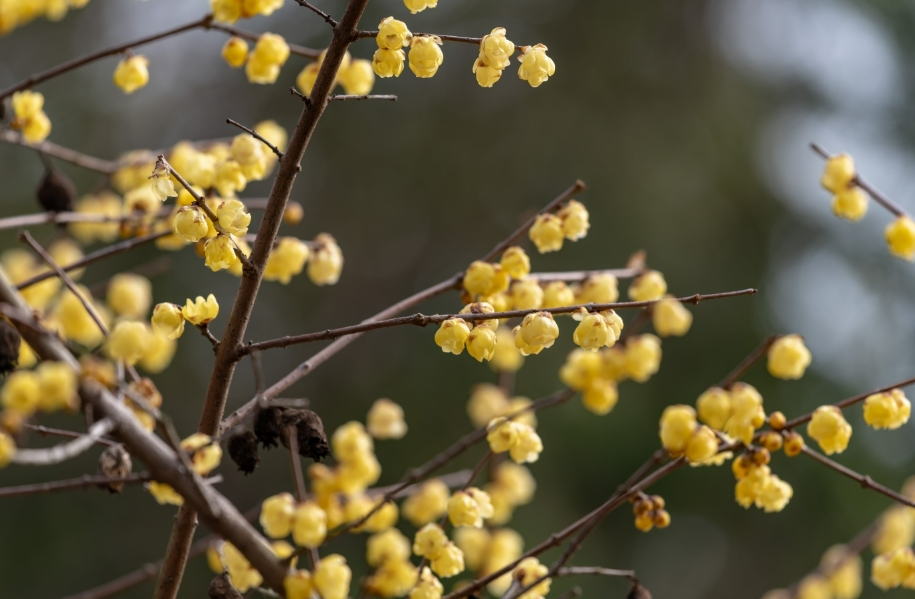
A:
[20,230,110,337]
[226,118,283,158]
[0,473,150,499]
[800,446,915,509]
[241,288,757,354]
[810,143,907,218]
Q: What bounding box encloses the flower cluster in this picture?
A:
[658,405,719,464]
[373,17,411,78]
[806,405,852,455]
[454,527,524,596]
[210,0,283,25]
[10,90,51,143]
[414,522,466,578]
[631,493,671,532]
[473,28,515,88]
[695,382,766,445]
[732,451,793,513]
[529,200,589,253]
[0,0,90,34]
[486,417,543,464]
[297,50,375,96]
[863,388,911,430]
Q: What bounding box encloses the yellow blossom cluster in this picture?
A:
[658,405,720,464]
[559,335,662,416]
[296,50,375,96]
[732,452,793,513]
[696,382,766,446]
[10,90,52,143]
[244,32,291,84]
[529,200,589,253]
[486,417,543,464]
[454,527,524,596]
[209,539,298,594]
[767,334,812,380]
[484,461,536,525]
[820,152,915,260]
[473,28,515,88]
[402,479,450,526]
[863,388,911,430]
[871,547,915,590]
[373,18,411,78]
[364,529,417,598]
[414,523,466,578]
[806,405,852,455]
[210,0,283,25]
[148,433,222,505]
[367,398,408,440]
[259,491,331,550]
[631,493,671,532]
[404,0,437,14]
[0,0,90,35]
[113,55,150,94]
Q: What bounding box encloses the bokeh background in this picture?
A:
[2,0,915,597]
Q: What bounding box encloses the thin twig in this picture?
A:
[529,267,644,284]
[226,119,283,158]
[20,230,109,336]
[293,0,338,27]
[366,470,472,498]
[555,566,637,580]
[328,94,397,102]
[810,143,907,217]
[204,21,321,59]
[0,131,118,173]
[286,425,320,566]
[0,473,150,498]
[12,419,116,465]
[242,288,757,354]
[800,446,915,509]
[196,324,220,351]
[718,335,778,389]
[16,230,170,290]
[0,15,214,99]
[25,424,120,448]
[0,210,160,232]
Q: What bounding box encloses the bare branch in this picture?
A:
[329,94,398,102]
[0,473,150,498]
[226,118,283,158]
[241,288,757,354]
[800,446,915,509]
[0,130,119,173]
[24,424,120,447]
[718,335,778,389]
[555,566,637,580]
[12,419,116,465]
[293,0,338,27]
[0,208,168,233]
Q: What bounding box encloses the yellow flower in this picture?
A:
[480,28,514,70]
[36,361,77,412]
[659,405,698,455]
[246,33,290,84]
[581,378,619,415]
[172,206,209,242]
[448,488,494,528]
[684,425,719,464]
[404,0,437,14]
[292,501,328,547]
[367,529,412,566]
[1,370,40,416]
[484,529,524,596]
[820,545,862,599]
[873,505,915,555]
[886,216,915,261]
[410,567,443,599]
[181,433,222,476]
[409,36,444,78]
[509,424,543,464]
[337,59,375,95]
[403,479,450,526]
[509,279,543,311]
[261,492,295,538]
[467,384,511,427]
[454,528,491,571]
[500,246,530,280]
[107,321,152,364]
[377,17,412,50]
[696,387,732,431]
[820,154,856,194]
[473,54,503,88]
[148,481,183,506]
[221,541,262,591]
[464,261,509,296]
[652,295,692,337]
[431,542,464,578]
[255,120,288,154]
[70,192,122,244]
[624,334,662,383]
[767,334,812,380]
[182,294,219,326]
[539,281,573,309]
[204,234,238,271]
[11,90,43,120]
[285,570,314,599]
[832,188,868,222]
[222,36,249,68]
[517,312,559,352]
[807,406,852,455]
[113,55,150,94]
[53,286,106,348]
[628,270,667,302]
[308,233,344,285]
[528,214,564,253]
[216,199,251,236]
[332,421,374,460]
[517,44,555,87]
[572,310,615,351]
[263,237,309,284]
[491,326,524,372]
[871,548,915,590]
[0,432,16,468]
[367,398,408,440]
[107,273,152,319]
[373,48,406,78]
[514,557,551,599]
[413,523,449,561]
[467,326,497,362]
[214,160,247,197]
[863,389,911,430]
[210,0,242,23]
[367,559,418,597]
[576,273,619,304]
[492,462,536,505]
[435,318,471,355]
[487,418,520,453]
[149,167,177,203]
[558,199,590,241]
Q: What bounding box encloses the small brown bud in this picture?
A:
[751,447,771,466]
[768,411,787,430]
[784,431,805,457]
[653,509,671,528]
[254,405,284,449]
[760,431,783,452]
[36,157,76,214]
[282,408,330,462]
[97,445,132,494]
[284,201,304,225]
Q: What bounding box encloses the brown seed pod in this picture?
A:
[97,445,132,494]
[628,582,653,599]
[207,572,243,599]
[281,408,330,462]
[0,317,21,376]
[36,155,77,214]
[253,405,284,449]
[227,429,259,475]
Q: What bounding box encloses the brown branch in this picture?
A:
[16,230,170,290]
[226,118,283,158]
[241,288,757,354]
[718,335,778,389]
[810,143,907,218]
[366,469,472,498]
[24,424,120,447]
[782,374,915,430]
[155,2,373,596]
[20,230,109,337]
[0,15,214,100]
[800,446,915,509]
[204,21,321,59]
[529,267,644,283]
[293,0,338,27]
[328,94,398,102]
[0,473,150,498]
[12,419,116,465]
[0,131,118,173]
[555,566,637,580]
[196,324,220,351]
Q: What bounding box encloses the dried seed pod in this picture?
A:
[281,408,330,462]
[628,582,652,599]
[97,445,132,494]
[208,572,243,599]
[0,317,21,376]
[227,429,259,475]
[254,405,284,448]
[36,155,77,214]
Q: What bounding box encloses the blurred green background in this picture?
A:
[2,0,915,597]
